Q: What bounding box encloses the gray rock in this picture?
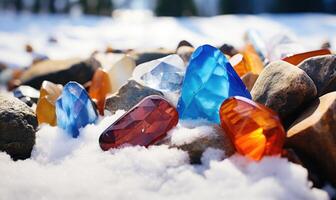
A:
[251,60,317,121]
[105,80,163,113]
[298,55,336,96]
[20,58,98,89]
[0,95,37,160]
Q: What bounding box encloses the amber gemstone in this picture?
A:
[99,95,178,151]
[219,96,285,161]
[243,44,264,75]
[229,53,250,77]
[282,49,331,65]
[89,68,112,115]
[36,81,63,126]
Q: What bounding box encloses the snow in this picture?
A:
[1,12,336,200]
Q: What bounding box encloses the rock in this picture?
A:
[130,50,173,65]
[176,46,194,64]
[251,60,317,121]
[0,95,37,160]
[298,55,336,96]
[177,40,193,49]
[105,80,163,114]
[286,92,336,186]
[167,125,235,164]
[13,85,40,107]
[219,43,238,57]
[25,44,33,53]
[241,72,258,91]
[19,58,98,89]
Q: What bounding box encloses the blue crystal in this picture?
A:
[177,44,251,123]
[56,81,98,137]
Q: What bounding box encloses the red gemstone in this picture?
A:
[99,95,178,151]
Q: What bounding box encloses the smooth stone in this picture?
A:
[298,55,336,96]
[91,53,135,93]
[132,54,185,93]
[13,85,40,107]
[56,82,98,137]
[176,40,193,49]
[286,92,336,186]
[0,95,37,160]
[176,46,194,64]
[105,80,163,114]
[251,60,317,122]
[177,44,251,124]
[20,58,97,89]
[241,72,259,92]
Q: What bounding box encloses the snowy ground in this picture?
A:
[0,12,336,200]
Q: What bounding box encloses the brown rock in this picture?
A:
[241,72,258,91]
[298,55,336,96]
[176,40,193,49]
[251,60,317,121]
[286,92,336,186]
[176,46,194,64]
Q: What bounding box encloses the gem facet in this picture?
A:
[242,44,264,75]
[219,96,285,161]
[132,54,185,92]
[282,49,332,65]
[177,44,251,124]
[229,53,249,77]
[56,81,98,137]
[99,95,178,151]
[36,81,63,126]
[89,68,112,115]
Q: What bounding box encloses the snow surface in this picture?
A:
[1,12,336,200]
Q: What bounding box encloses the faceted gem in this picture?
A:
[177,44,251,124]
[36,81,63,126]
[242,44,264,75]
[219,96,285,161]
[132,54,185,92]
[282,49,331,65]
[56,81,98,137]
[89,68,112,115]
[229,53,249,77]
[99,95,178,151]
[13,85,40,107]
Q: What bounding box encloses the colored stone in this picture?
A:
[132,54,185,92]
[242,44,264,75]
[282,49,331,65]
[36,81,63,126]
[56,81,98,137]
[245,29,268,63]
[229,53,249,77]
[177,44,251,124]
[99,95,178,150]
[89,68,112,115]
[219,96,285,161]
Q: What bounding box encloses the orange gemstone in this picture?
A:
[229,54,250,77]
[36,81,63,126]
[89,68,112,115]
[243,44,264,75]
[282,49,331,65]
[219,96,285,161]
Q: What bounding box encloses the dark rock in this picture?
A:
[177,40,193,49]
[25,44,33,53]
[298,55,336,96]
[0,95,37,160]
[176,46,194,64]
[251,60,317,122]
[241,72,258,91]
[19,58,98,89]
[105,80,163,114]
[286,92,336,186]
[219,43,238,57]
[131,50,173,65]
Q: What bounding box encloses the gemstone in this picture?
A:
[242,44,264,75]
[177,44,251,124]
[229,53,249,77]
[219,96,285,161]
[132,54,185,92]
[36,81,63,126]
[13,85,40,107]
[56,81,98,137]
[89,68,112,115]
[245,29,268,63]
[99,95,178,151]
[282,49,331,65]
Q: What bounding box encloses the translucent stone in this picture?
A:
[99,95,178,150]
[282,49,331,65]
[132,54,185,92]
[56,81,98,137]
[219,96,285,161]
[36,81,63,126]
[177,44,251,124]
[245,29,268,63]
[88,68,112,115]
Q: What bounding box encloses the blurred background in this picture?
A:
[0,0,336,16]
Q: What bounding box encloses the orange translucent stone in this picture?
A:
[230,44,264,77]
[89,68,112,115]
[36,81,63,126]
[282,49,331,65]
[219,96,285,161]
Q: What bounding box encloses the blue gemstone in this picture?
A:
[177,44,251,123]
[56,81,98,137]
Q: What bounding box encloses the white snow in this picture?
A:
[1,12,336,200]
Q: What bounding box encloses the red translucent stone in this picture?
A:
[99,95,178,151]
[219,96,285,161]
[282,49,331,65]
